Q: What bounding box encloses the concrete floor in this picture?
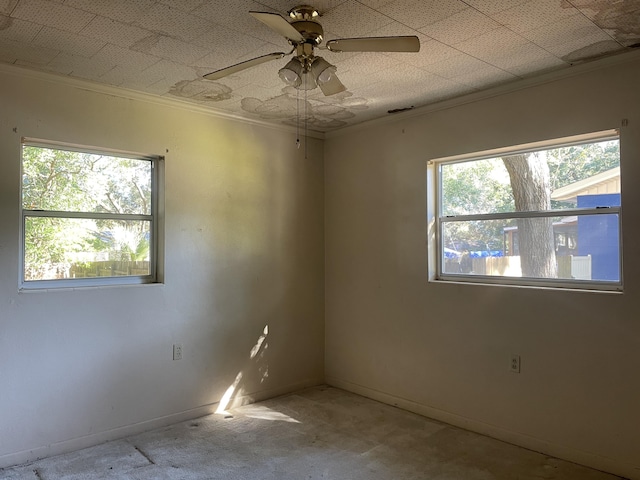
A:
[0,386,625,480]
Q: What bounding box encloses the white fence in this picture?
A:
[446,255,592,279]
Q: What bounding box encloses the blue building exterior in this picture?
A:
[577,193,621,282]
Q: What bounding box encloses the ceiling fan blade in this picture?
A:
[203,52,285,81]
[249,11,304,42]
[326,36,420,53]
[319,74,346,96]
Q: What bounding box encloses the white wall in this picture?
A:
[0,66,325,466]
[325,54,640,479]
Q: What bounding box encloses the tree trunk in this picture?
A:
[502,153,556,278]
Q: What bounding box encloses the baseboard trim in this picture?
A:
[0,378,323,470]
[326,377,639,480]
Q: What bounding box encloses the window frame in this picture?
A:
[19,138,162,290]
[428,129,623,292]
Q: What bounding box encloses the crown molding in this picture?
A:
[324,49,640,139]
[0,62,326,140]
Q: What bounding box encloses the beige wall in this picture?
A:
[324,55,640,479]
[0,67,325,466]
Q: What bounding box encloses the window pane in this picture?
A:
[441,139,620,216]
[24,217,151,281]
[441,158,513,216]
[441,214,620,282]
[22,146,152,215]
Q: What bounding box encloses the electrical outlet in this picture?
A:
[510,354,521,373]
[173,343,183,361]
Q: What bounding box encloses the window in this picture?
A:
[430,130,621,291]
[21,139,161,288]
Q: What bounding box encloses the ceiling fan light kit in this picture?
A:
[203,5,420,96]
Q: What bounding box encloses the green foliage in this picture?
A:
[22,145,152,280]
[441,159,514,251]
[441,140,620,253]
[547,140,619,189]
[547,140,619,208]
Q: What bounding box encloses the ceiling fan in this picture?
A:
[203,5,420,96]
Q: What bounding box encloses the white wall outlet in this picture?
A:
[510,354,521,373]
[173,343,183,361]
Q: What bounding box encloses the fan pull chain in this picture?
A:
[296,86,300,149]
[304,82,308,160]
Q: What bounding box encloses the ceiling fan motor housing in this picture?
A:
[288,5,323,46]
[291,20,323,45]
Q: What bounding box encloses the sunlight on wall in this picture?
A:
[215,371,243,415]
[250,325,269,359]
[216,324,270,415]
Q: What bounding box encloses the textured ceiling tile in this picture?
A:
[321,0,395,37]
[131,34,211,65]
[133,3,212,42]
[346,63,433,97]
[462,0,528,16]
[422,53,491,78]
[64,0,156,25]
[402,39,461,68]
[156,0,209,13]
[545,30,621,61]
[421,75,471,98]
[191,25,269,61]
[107,65,165,90]
[0,14,41,42]
[354,0,396,9]
[364,20,422,38]
[46,51,116,79]
[141,59,199,84]
[387,62,440,81]
[486,43,554,70]
[164,78,237,104]
[79,16,152,49]
[349,81,389,100]
[0,36,59,64]
[332,51,401,76]
[579,2,640,46]
[451,64,516,88]
[520,13,603,49]
[0,0,18,15]
[232,82,285,100]
[12,0,94,33]
[455,27,529,59]
[191,0,286,44]
[103,58,198,88]
[93,43,160,70]
[507,55,566,77]
[336,65,385,90]
[32,26,105,57]
[418,7,502,45]
[379,0,468,30]
[494,0,579,34]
